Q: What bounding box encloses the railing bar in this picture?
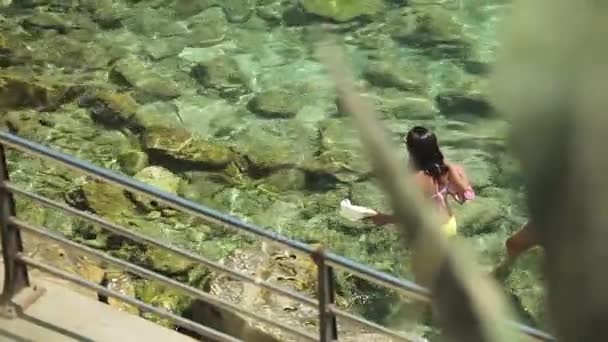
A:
[4,182,317,308]
[12,218,317,341]
[16,254,243,342]
[0,133,314,254]
[325,255,431,303]
[330,306,417,342]
[506,321,557,342]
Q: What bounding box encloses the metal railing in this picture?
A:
[0,131,556,342]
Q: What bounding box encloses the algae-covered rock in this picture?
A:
[222,0,254,23]
[436,90,492,117]
[187,8,228,47]
[452,196,503,236]
[363,61,427,92]
[136,280,191,328]
[81,89,139,127]
[133,101,182,131]
[231,120,318,171]
[145,247,195,276]
[0,72,73,110]
[31,34,111,69]
[388,6,470,58]
[22,12,74,33]
[173,0,217,18]
[505,248,547,329]
[82,179,137,219]
[145,37,188,61]
[263,168,307,192]
[178,171,232,205]
[312,118,372,182]
[134,166,181,194]
[247,89,302,119]
[103,271,139,315]
[301,0,384,22]
[118,150,149,175]
[111,56,180,99]
[190,55,248,98]
[142,126,235,167]
[380,92,438,120]
[127,7,189,38]
[436,77,493,117]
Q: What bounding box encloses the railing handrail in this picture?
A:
[0,131,556,342]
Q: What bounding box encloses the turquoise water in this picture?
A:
[0,0,546,339]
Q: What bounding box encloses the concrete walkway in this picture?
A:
[0,263,197,342]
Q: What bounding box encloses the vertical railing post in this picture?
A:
[314,247,338,342]
[0,143,29,314]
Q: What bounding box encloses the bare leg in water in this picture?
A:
[494,221,539,280]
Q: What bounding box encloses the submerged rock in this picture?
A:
[313,118,372,182]
[0,72,75,111]
[82,89,139,127]
[134,166,182,194]
[388,7,470,58]
[127,7,188,38]
[82,179,137,219]
[505,248,547,329]
[145,37,188,60]
[263,168,307,192]
[452,196,503,236]
[22,12,74,33]
[118,150,149,175]
[436,90,493,117]
[145,248,195,276]
[301,0,384,22]
[187,8,228,47]
[132,166,182,209]
[247,89,302,119]
[222,0,254,23]
[142,126,235,168]
[133,101,182,131]
[178,171,232,205]
[363,61,427,92]
[231,120,318,171]
[173,0,217,18]
[31,34,110,69]
[136,280,190,328]
[190,55,249,98]
[111,56,181,99]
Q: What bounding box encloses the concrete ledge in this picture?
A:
[0,277,197,342]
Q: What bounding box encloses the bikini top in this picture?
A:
[431,182,476,209]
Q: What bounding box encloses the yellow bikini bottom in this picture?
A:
[441,216,458,237]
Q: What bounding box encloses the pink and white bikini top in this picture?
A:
[431,183,476,209]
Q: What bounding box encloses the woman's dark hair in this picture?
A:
[405,126,448,179]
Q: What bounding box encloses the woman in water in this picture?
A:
[368,126,475,237]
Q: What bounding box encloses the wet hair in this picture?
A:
[405,126,449,179]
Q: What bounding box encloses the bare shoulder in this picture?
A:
[447,163,471,188]
[412,171,436,195]
[448,163,466,173]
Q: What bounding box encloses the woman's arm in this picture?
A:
[368,213,396,225]
[446,162,475,203]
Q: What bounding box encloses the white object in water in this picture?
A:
[339,199,377,221]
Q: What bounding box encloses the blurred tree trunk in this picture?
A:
[492,1,608,340]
